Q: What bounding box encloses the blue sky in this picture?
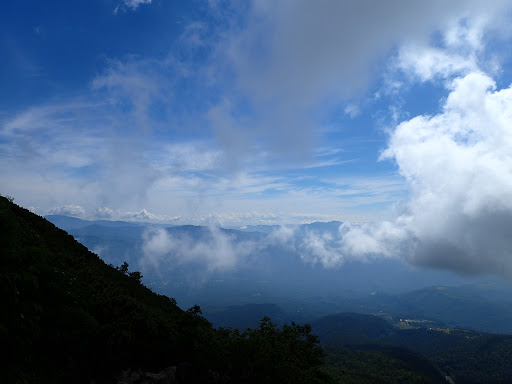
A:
[2,0,512,252]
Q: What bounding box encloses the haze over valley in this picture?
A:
[46,214,512,335]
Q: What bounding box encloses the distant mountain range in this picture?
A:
[45,214,150,229]
[4,199,512,383]
[312,312,512,384]
[45,214,512,334]
[201,305,512,383]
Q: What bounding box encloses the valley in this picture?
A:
[45,214,512,335]
[3,197,512,383]
[42,210,512,382]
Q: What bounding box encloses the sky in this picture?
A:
[2,1,512,276]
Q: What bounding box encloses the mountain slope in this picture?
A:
[0,197,330,384]
[311,312,394,345]
[311,311,512,384]
[1,197,213,383]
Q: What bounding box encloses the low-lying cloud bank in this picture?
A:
[140,72,512,279]
[141,226,256,275]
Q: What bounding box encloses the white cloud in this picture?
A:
[299,231,344,267]
[0,98,403,223]
[192,0,512,171]
[96,207,115,219]
[396,45,477,82]
[48,204,86,217]
[151,142,222,172]
[223,1,510,100]
[273,71,512,278]
[392,8,512,84]
[180,22,208,48]
[129,208,162,221]
[262,223,397,269]
[124,0,152,10]
[5,1,512,235]
[114,0,152,14]
[393,16,490,83]
[0,98,161,213]
[268,225,296,246]
[337,72,512,277]
[140,226,256,275]
[91,58,169,129]
[344,104,360,118]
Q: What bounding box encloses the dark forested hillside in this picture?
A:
[0,196,212,382]
[385,329,512,384]
[0,197,328,384]
[311,313,394,345]
[312,312,512,384]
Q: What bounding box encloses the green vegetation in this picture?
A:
[312,313,445,383]
[205,303,287,329]
[312,313,512,384]
[199,317,330,384]
[0,196,205,382]
[311,313,393,346]
[0,196,328,383]
[322,345,445,384]
[385,328,512,384]
[3,195,512,384]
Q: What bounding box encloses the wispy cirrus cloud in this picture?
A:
[1,90,401,225]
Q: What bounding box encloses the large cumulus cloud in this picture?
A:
[339,72,512,276]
